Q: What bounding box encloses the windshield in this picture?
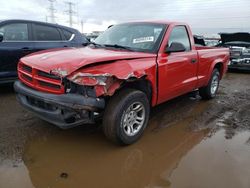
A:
[94,23,166,53]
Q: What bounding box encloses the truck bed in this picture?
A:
[195,46,229,88]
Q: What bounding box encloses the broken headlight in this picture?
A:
[64,80,96,97]
[67,73,110,86]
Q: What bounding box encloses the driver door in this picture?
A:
[157,25,198,104]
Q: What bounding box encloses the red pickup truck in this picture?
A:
[14,21,229,145]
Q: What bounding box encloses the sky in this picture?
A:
[0,0,250,35]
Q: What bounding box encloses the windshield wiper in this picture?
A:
[83,41,104,47]
[103,44,135,51]
[83,42,135,51]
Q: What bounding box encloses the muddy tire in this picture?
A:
[199,69,220,100]
[102,89,150,145]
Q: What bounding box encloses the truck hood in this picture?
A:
[219,33,250,44]
[21,47,156,77]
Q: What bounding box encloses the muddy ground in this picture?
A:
[0,71,250,188]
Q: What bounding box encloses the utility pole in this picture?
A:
[81,19,84,33]
[47,0,56,23]
[65,1,76,27]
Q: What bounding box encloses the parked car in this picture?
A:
[204,38,219,47]
[217,32,250,70]
[0,19,88,84]
[14,21,229,145]
[193,35,206,46]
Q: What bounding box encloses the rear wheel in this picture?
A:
[102,89,150,145]
[199,69,220,99]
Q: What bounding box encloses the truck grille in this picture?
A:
[18,62,64,94]
[230,49,241,58]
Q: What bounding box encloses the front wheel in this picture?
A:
[199,69,220,99]
[102,89,150,145]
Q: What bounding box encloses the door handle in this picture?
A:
[22,47,31,51]
[191,58,197,64]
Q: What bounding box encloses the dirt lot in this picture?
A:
[0,71,250,188]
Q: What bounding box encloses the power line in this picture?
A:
[47,0,57,23]
[65,1,77,27]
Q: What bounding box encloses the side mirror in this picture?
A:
[0,33,3,42]
[165,42,186,53]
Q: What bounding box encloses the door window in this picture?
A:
[33,24,61,41]
[168,26,191,51]
[62,30,73,41]
[0,23,28,41]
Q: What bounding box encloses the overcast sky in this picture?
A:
[1,0,250,34]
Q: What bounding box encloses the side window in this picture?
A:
[168,26,191,51]
[33,24,61,41]
[63,30,73,41]
[0,23,28,41]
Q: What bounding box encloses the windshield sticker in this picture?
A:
[133,36,154,44]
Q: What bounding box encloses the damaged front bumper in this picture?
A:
[14,81,105,129]
[229,58,250,70]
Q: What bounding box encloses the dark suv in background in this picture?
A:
[0,19,88,84]
[217,32,250,71]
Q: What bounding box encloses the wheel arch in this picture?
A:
[117,78,153,106]
[214,62,224,79]
[205,61,224,86]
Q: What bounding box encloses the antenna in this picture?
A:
[64,1,76,27]
[47,0,56,23]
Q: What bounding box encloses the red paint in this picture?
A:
[94,79,122,97]
[18,21,229,106]
[18,62,64,94]
[20,47,155,76]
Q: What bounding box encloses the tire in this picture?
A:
[199,69,220,100]
[102,88,150,145]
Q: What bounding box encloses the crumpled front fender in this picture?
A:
[67,59,154,97]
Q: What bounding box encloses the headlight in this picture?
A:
[67,72,123,97]
[67,72,110,86]
[64,79,96,97]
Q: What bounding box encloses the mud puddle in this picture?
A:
[2,125,250,188]
[19,102,211,188]
[169,129,250,188]
[1,104,250,188]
